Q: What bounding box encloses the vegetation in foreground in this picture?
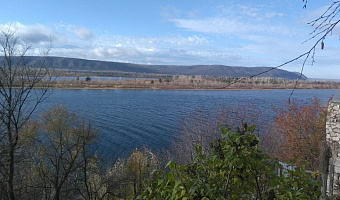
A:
[137,126,323,200]
[0,97,333,200]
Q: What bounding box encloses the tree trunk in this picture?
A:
[7,118,15,200]
[54,187,61,200]
[9,145,15,200]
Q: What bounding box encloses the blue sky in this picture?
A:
[1,0,339,79]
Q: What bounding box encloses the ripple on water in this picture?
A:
[38,89,338,164]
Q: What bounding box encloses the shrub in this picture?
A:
[137,125,324,200]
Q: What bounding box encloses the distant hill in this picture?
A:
[13,56,307,80]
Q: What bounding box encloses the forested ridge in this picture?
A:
[8,56,307,80]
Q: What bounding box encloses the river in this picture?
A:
[38,89,339,164]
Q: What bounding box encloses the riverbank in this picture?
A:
[47,75,340,90]
[50,83,340,90]
[50,86,340,91]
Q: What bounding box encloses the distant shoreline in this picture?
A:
[45,75,340,91]
[50,86,340,91]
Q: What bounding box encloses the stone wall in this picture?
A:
[326,101,340,141]
[326,101,340,195]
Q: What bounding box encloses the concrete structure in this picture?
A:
[326,101,340,195]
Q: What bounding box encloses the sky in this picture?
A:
[0,0,339,79]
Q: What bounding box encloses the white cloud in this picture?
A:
[265,12,284,18]
[73,27,94,40]
[90,47,141,59]
[18,25,51,43]
[95,34,208,49]
[0,22,58,45]
[171,17,293,36]
[169,4,292,37]
[239,5,260,17]
[161,5,181,19]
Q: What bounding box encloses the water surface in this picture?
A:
[39,89,339,163]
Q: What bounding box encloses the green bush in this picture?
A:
[137,125,326,200]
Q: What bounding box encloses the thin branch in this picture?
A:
[228,2,340,103]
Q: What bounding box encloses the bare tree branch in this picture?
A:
[0,27,53,200]
[227,1,340,103]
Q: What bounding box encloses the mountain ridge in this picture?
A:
[16,56,307,80]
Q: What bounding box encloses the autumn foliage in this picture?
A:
[265,97,328,171]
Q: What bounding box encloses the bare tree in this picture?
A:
[169,103,269,165]
[0,28,52,200]
[31,106,98,200]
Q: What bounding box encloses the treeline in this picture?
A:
[49,75,340,90]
